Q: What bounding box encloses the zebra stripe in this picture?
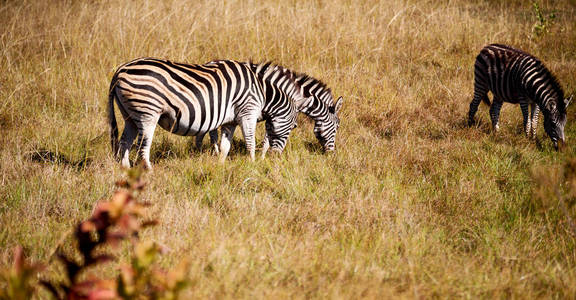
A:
[108,58,300,168]
[468,44,571,149]
[193,61,310,157]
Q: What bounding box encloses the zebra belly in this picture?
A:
[490,90,528,104]
[157,106,236,136]
[503,96,520,104]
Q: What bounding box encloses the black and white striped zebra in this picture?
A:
[107,58,306,169]
[468,44,572,149]
[196,63,344,153]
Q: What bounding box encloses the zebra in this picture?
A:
[468,44,572,149]
[195,63,344,154]
[107,58,308,169]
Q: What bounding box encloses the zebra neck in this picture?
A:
[521,61,564,113]
[296,75,334,107]
[300,99,329,122]
[525,84,564,118]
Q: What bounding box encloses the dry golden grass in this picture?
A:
[1,0,576,298]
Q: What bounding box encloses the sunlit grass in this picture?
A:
[1,0,576,298]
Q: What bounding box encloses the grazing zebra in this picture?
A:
[253,62,343,154]
[468,44,572,149]
[196,63,344,154]
[108,58,306,169]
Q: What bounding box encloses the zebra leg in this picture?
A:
[209,129,220,155]
[194,133,206,152]
[194,130,219,154]
[489,100,503,132]
[261,132,270,159]
[468,80,489,126]
[136,120,158,170]
[520,101,530,136]
[239,118,257,161]
[468,95,484,126]
[530,103,540,139]
[219,124,237,163]
[118,119,139,169]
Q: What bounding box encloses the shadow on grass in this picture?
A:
[150,137,251,163]
[303,141,324,154]
[27,148,91,170]
[465,119,492,135]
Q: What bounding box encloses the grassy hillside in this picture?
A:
[1,0,576,298]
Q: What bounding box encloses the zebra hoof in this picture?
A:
[141,162,153,171]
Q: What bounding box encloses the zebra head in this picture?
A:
[296,95,343,152]
[544,95,571,150]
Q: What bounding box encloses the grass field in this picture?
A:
[1,0,576,298]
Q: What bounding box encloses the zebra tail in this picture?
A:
[108,81,119,157]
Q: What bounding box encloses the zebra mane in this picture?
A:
[248,61,302,95]
[548,72,567,113]
[531,61,566,114]
[294,73,333,104]
[491,44,566,112]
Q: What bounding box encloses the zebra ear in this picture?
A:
[295,96,314,112]
[334,96,343,114]
[565,95,573,108]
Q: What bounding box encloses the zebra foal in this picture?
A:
[468,44,572,149]
[108,58,307,169]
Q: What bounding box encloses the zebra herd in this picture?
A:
[108,43,570,169]
[108,58,341,169]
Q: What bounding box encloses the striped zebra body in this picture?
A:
[468,44,571,149]
[108,58,301,168]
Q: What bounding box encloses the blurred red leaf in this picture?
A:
[105,231,127,248]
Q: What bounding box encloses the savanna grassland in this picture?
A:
[2,0,576,298]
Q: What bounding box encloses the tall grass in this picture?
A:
[1,0,576,297]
